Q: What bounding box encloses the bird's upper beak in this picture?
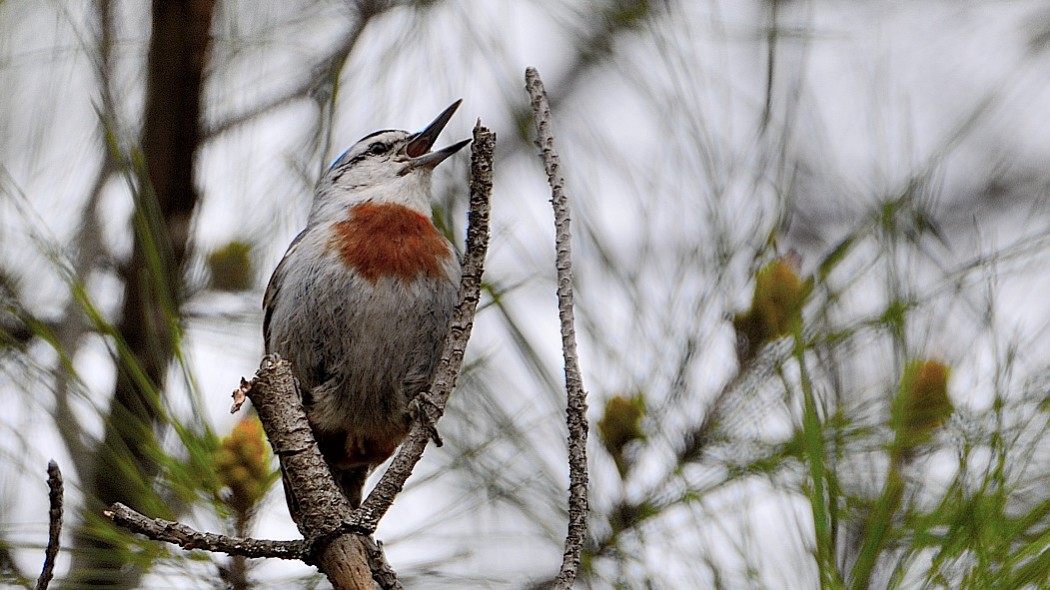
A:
[403,99,471,170]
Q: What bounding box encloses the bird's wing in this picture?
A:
[262,229,308,350]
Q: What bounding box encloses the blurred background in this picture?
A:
[2,1,1050,588]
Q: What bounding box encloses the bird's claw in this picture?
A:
[412,395,444,447]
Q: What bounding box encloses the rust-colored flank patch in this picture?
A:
[330,202,451,282]
[316,428,404,468]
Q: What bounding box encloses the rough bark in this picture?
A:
[525,67,590,590]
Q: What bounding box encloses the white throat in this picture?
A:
[309,168,434,225]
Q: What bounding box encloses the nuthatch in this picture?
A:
[264,101,468,509]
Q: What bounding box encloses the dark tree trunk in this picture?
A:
[68,1,214,587]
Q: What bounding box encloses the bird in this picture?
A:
[263,100,469,511]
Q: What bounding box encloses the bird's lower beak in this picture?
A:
[403,100,471,170]
[409,138,472,170]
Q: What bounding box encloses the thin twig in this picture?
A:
[35,461,63,590]
[524,66,590,590]
[355,121,495,531]
[104,502,307,559]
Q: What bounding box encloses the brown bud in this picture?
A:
[893,360,953,457]
[214,417,276,514]
[598,394,646,477]
[734,256,812,363]
[207,240,253,292]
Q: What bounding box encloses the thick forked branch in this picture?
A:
[525,66,591,590]
[246,357,383,589]
[112,355,401,589]
[139,356,380,589]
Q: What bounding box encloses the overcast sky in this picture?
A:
[2,1,1050,587]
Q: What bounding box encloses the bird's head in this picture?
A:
[311,100,470,221]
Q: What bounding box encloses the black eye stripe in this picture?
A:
[339,146,385,171]
[328,131,410,176]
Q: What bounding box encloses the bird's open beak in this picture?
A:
[403,100,471,170]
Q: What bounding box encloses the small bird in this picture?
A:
[263,100,468,510]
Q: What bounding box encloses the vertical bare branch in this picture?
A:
[356,121,495,531]
[35,461,63,590]
[524,66,590,590]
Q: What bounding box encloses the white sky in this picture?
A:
[2,0,1050,587]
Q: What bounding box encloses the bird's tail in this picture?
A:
[282,464,370,525]
[334,465,370,508]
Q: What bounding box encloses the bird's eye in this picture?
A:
[367,142,389,156]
